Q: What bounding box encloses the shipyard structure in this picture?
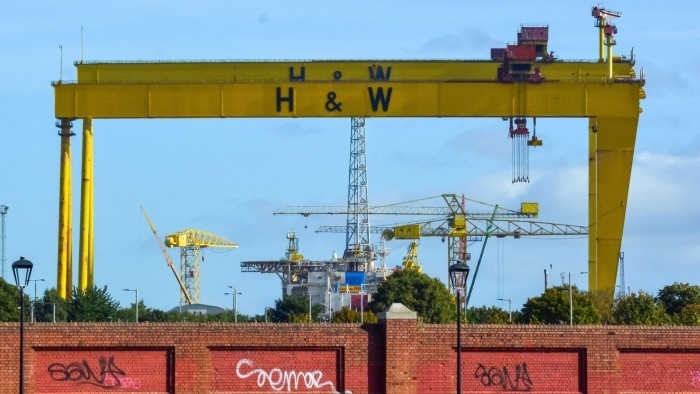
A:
[241,232,389,320]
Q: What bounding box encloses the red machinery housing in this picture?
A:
[492,26,552,83]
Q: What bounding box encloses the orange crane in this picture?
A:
[141,207,193,305]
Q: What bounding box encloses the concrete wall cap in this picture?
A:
[377,303,418,320]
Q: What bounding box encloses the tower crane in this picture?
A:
[276,193,539,267]
[141,207,193,305]
[165,228,238,304]
[305,194,587,282]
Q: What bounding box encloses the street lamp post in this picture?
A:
[568,272,587,325]
[29,278,45,323]
[497,298,512,322]
[264,307,271,323]
[12,256,33,394]
[226,286,242,323]
[122,289,138,323]
[449,262,470,394]
[360,284,364,324]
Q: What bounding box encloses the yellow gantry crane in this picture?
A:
[164,228,238,305]
[53,12,644,304]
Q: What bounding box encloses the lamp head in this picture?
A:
[12,256,33,288]
[448,262,470,289]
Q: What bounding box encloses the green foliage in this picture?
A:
[35,287,70,322]
[519,285,601,324]
[368,269,455,323]
[0,277,22,321]
[271,295,323,323]
[466,306,511,324]
[68,285,121,322]
[655,282,700,317]
[674,303,700,325]
[330,306,378,323]
[611,291,674,325]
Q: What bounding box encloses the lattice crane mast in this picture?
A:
[164,228,238,305]
[141,207,193,305]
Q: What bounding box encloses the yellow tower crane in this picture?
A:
[164,228,238,305]
[141,207,193,305]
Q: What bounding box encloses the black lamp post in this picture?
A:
[449,262,470,394]
[12,256,33,394]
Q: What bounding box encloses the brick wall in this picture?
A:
[1,305,700,393]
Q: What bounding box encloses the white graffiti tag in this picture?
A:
[235,358,349,393]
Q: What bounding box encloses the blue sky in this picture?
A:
[1,1,698,316]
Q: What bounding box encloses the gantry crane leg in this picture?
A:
[78,118,94,291]
[56,118,74,299]
[589,116,638,304]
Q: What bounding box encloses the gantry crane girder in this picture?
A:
[164,229,238,305]
[53,39,644,303]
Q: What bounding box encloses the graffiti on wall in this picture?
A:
[211,349,352,393]
[235,358,350,393]
[47,356,139,389]
[36,349,169,393]
[474,362,533,392]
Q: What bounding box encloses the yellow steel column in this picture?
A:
[588,118,598,294]
[598,25,605,62]
[591,116,638,302]
[79,118,94,291]
[56,119,74,299]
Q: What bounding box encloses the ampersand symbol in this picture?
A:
[325,92,342,112]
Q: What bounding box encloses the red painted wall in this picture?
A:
[36,348,172,393]
[1,314,700,393]
[619,350,700,391]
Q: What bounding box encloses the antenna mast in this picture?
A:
[0,205,8,279]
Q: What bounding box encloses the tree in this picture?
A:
[0,277,23,322]
[466,306,511,324]
[330,307,378,323]
[368,269,455,323]
[674,303,700,326]
[519,285,601,324]
[68,285,121,322]
[611,291,673,325]
[271,295,322,323]
[656,282,700,317]
[36,287,70,322]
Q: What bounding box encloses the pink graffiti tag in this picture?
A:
[692,371,700,388]
[235,358,346,393]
